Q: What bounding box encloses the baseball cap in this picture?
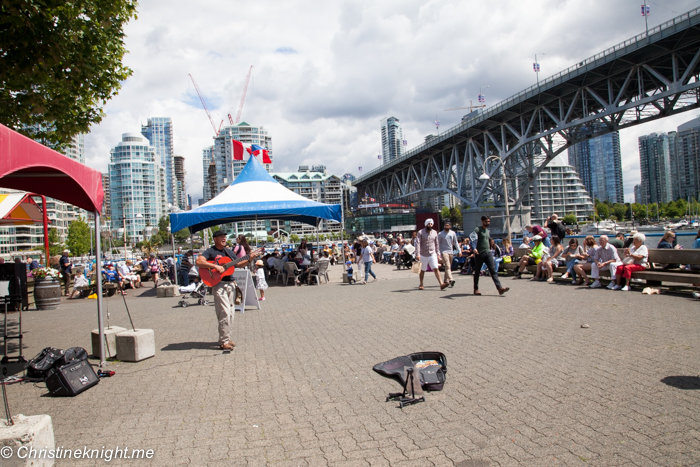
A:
[212,230,226,237]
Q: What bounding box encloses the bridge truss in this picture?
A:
[355,8,700,219]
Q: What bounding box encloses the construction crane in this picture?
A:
[444,100,486,112]
[188,73,219,136]
[235,66,253,124]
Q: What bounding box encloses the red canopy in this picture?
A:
[0,123,104,212]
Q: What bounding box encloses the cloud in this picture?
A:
[83,0,700,206]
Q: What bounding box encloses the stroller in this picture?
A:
[396,245,416,270]
[178,279,208,307]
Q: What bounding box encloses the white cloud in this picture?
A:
[83,0,700,204]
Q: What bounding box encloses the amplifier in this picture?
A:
[45,360,99,397]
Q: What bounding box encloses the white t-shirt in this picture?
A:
[361,246,374,262]
[630,244,649,265]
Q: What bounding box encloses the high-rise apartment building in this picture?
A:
[672,116,700,201]
[64,134,85,164]
[174,155,187,210]
[108,133,166,242]
[203,122,273,202]
[102,173,110,216]
[381,117,405,165]
[526,155,594,224]
[639,132,675,204]
[634,184,641,204]
[202,146,213,202]
[141,117,175,206]
[567,127,624,203]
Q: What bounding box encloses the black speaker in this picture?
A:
[45,360,99,396]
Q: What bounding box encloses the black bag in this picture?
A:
[556,223,567,240]
[45,360,99,397]
[59,347,89,367]
[26,347,65,380]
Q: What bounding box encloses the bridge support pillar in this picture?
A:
[463,207,531,237]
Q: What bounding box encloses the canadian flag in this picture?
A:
[246,144,272,164]
[231,139,244,161]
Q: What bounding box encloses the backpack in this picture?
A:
[26,347,89,381]
[556,222,567,239]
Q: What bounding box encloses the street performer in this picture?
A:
[196,230,257,350]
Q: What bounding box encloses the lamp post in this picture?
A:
[478,154,511,241]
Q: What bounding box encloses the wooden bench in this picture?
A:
[503,247,700,286]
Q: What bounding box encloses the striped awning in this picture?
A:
[0,192,44,225]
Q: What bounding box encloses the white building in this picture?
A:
[203,122,273,202]
[108,133,166,242]
[141,117,175,206]
[272,166,342,236]
[525,155,594,224]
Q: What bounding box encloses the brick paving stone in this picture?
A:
[2,264,699,466]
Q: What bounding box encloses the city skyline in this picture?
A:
[79,1,700,204]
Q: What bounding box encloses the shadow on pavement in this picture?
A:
[161,342,220,351]
[660,375,700,389]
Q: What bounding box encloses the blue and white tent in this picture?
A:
[170,155,342,233]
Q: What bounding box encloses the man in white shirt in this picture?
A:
[590,235,622,289]
[437,221,459,287]
[416,218,449,291]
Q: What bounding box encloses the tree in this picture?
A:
[449,206,462,226]
[174,227,190,243]
[140,238,160,257]
[596,203,610,220]
[562,213,577,225]
[440,206,451,221]
[290,234,300,244]
[612,204,628,222]
[48,227,63,256]
[267,236,274,243]
[66,217,91,255]
[0,0,138,148]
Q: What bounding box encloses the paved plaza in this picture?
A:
[3,262,700,466]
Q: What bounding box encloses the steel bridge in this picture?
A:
[354,8,700,224]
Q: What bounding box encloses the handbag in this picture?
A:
[411,262,421,274]
[502,255,512,263]
[622,256,635,265]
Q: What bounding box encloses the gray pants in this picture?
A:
[213,281,235,345]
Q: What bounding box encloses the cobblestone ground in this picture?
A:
[3,262,700,466]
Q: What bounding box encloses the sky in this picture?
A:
[83,0,700,205]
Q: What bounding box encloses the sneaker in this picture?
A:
[693,292,700,299]
[219,341,235,350]
[590,281,602,289]
[258,297,265,301]
[561,273,569,279]
[621,286,630,291]
[612,285,622,290]
[606,282,616,290]
[571,279,577,284]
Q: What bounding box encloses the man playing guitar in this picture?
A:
[196,230,258,350]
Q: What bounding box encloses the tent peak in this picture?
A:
[230,154,277,186]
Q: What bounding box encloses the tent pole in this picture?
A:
[95,211,106,367]
[40,195,49,268]
[255,215,258,247]
[341,186,346,267]
[171,231,177,286]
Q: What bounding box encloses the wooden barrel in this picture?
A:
[34,277,61,310]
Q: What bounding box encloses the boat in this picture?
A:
[582,221,617,234]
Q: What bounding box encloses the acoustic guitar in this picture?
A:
[200,248,262,287]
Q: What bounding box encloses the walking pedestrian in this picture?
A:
[361,239,377,284]
[438,221,458,287]
[473,216,509,296]
[416,218,449,291]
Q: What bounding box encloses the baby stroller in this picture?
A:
[178,279,208,307]
[396,245,416,270]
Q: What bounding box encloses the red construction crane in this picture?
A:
[235,66,253,124]
[188,73,219,136]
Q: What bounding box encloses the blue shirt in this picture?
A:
[102,269,120,282]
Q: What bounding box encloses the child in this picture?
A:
[346,261,355,284]
[254,259,268,301]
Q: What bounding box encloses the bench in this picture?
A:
[503,247,700,287]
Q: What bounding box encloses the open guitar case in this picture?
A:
[372,352,447,408]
